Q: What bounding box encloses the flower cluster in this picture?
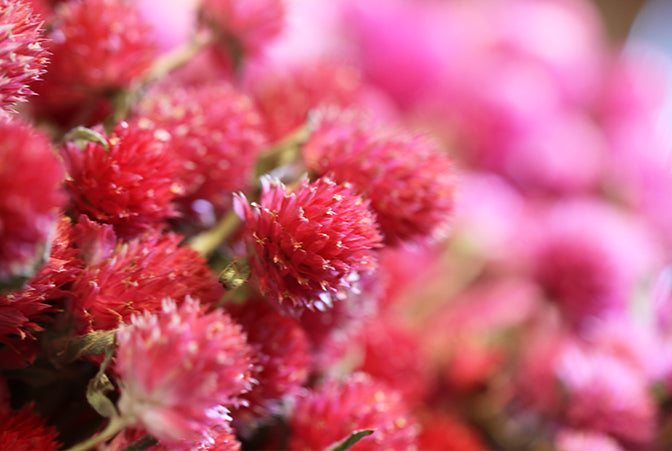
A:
[1,0,672,450]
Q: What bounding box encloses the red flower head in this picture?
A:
[247,60,365,142]
[0,0,48,112]
[288,372,418,450]
[225,297,309,425]
[70,231,224,333]
[0,119,65,286]
[416,411,486,451]
[0,404,60,451]
[62,121,183,238]
[116,298,253,449]
[30,0,156,125]
[0,216,82,368]
[303,109,456,244]
[234,176,382,310]
[200,0,286,57]
[135,82,267,228]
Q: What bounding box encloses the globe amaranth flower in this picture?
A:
[225,297,309,425]
[247,60,365,142]
[0,119,65,287]
[0,0,48,112]
[200,0,286,57]
[555,429,624,451]
[234,175,383,310]
[288,372,418,450]
[62,121,183,238]
[30,0,156,126]
[70,231,224,333]
[135,82,267,228]
[116,298,254,450]
[0,404,60,451]
[303,109,456,244]
[0,216,82,368]
[416,411,486,451]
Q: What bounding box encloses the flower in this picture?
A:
[234,176,382,310]
[303,109,456,244]
[225,297,309,425]
[135,82,267,228]
[0,0,48,112]
[70,231,224,333]
[116,298,253,449]
[288,372,418,450]
[0,118,65,286]
[200,0,286,57]
[555,429,624,451]
[0,404,60,451]
[416,411,485,451]
[62,121,183,238]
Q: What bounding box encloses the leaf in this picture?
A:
[60,329,117,363]
[63,126,109,151]
[85,334,118,418]
[325,429,375,451]
[219,259,250,291]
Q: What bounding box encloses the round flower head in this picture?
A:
[62,121,182,238]
[71,231,223,333]
[234,176,382,310]
[0,119,65,287]
[225,297,309,425]
[200,0,286,57]
[555,429,624,451]
[0,404,60,451]
[135,82,267,228]
[303,109,456,244]
[116,298,254,449]
[288,372,418,450]
[0,0,48,112]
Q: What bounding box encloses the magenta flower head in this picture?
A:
[62,121,182,238]
[555,429,624,451]
[0,118,65,286]
[0,0,48,112]
[303,109,456,244]
[116,297,254,449]
[288,372,418,450]
[234,175,383,310]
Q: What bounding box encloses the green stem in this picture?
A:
[144,30,212,83]
[65,416,131,451]
[254,123,314,179]
[187,209,241,257]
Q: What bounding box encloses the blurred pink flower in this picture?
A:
[116,298,254,449]
[555,429,624,451]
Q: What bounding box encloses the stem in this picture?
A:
[187,209,241,257]
[254,122,314,179]
[65,416,131,451]
[144,30,212,83]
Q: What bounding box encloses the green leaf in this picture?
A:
[63,126,109,151]
[60,329,117,363]
[325,429,375,451]
[219,259,250,291]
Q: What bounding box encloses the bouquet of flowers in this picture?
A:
[1,0,671,450]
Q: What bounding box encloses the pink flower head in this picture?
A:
[62,121,182,238]
[557,344,656,446]
[116,298,253,449]
[0,404,60,451]
[303,109,456,244]
[555,429,624,451]
[288,372,418,450]
[530,200,663,328]
[0,0,48,111]
[200,0,286,57]
[0,119,65,286]
[225,297,309,425]
[135,82,267,228]
[71,231,223,333]
[234,175,382,310]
